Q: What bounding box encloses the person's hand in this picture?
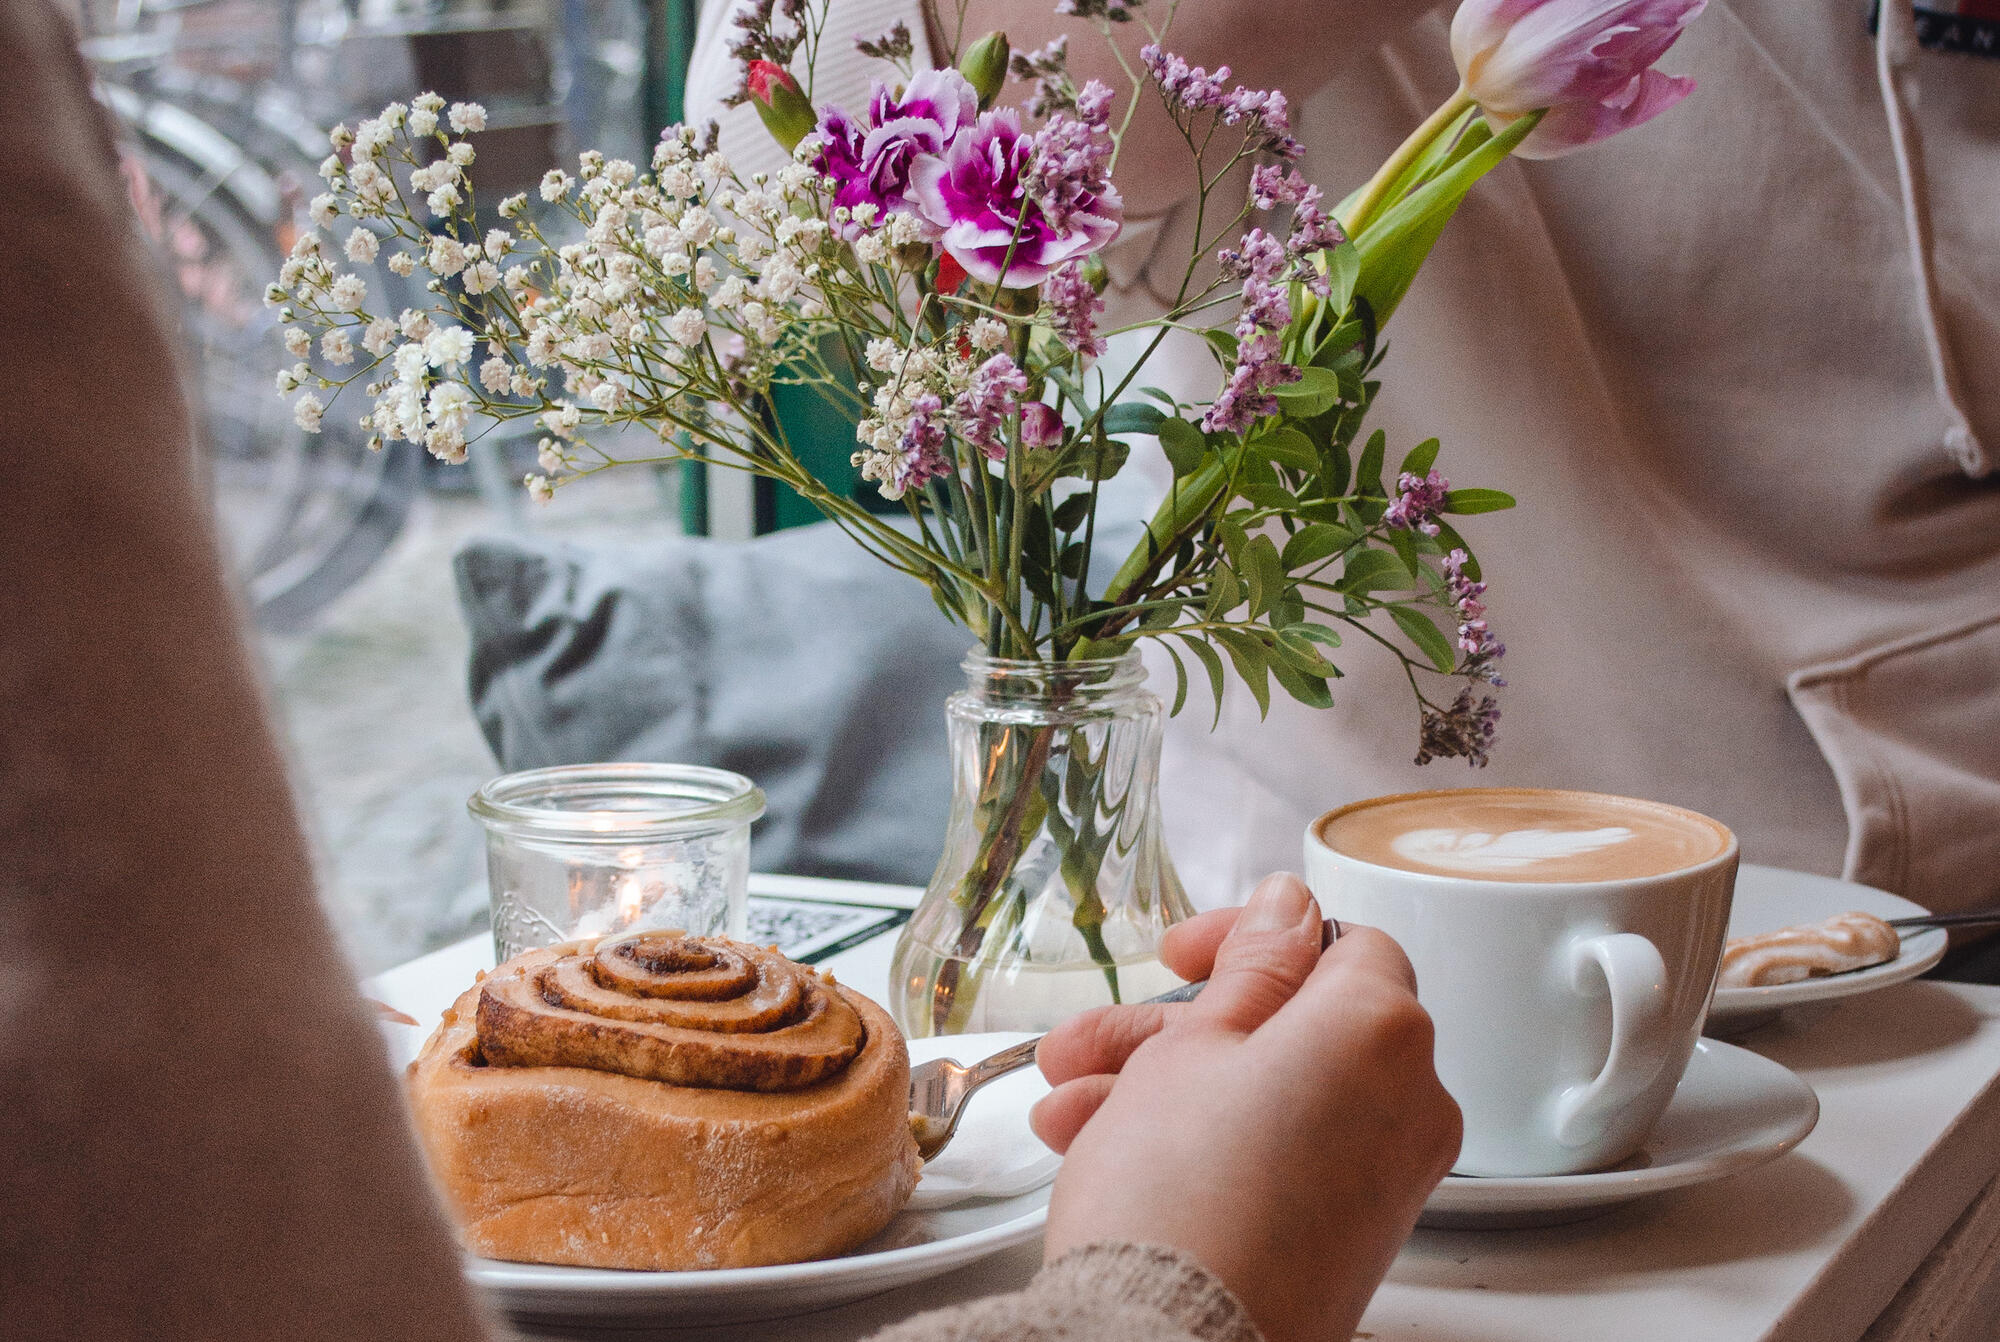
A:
[1032,873,1461,1342]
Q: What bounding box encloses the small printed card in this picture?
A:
[745,894,910,964]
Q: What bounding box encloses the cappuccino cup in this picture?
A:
[1304,788,1736,1177]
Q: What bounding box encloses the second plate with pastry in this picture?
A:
[1706,865,1948,1035]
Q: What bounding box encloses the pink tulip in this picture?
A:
[1450,0,1705,158]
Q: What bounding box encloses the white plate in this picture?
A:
[467,1033,1054,1329]
[1419,1038,1818,1230]
[1706,864,1947,1033]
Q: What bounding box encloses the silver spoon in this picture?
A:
[907,918,1340,1160]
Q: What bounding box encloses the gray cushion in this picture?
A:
[453,522,968,886]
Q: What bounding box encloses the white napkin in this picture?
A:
[905,1032,1063,1210]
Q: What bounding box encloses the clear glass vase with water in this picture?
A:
[889,651,1194,1036]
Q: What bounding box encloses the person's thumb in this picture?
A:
[1190,872,1324,1036]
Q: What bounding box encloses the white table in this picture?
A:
[371,875,2000,1342]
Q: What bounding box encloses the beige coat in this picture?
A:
[691,1,2000,910]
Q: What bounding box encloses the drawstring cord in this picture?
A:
[1874,0,1987,476]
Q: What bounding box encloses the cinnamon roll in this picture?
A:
[407,931,920,1270]
[1717,911,1901,988]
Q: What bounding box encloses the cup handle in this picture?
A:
[1552,932,1672,1149]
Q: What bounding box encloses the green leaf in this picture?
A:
[1389,525,1421,581]
[1272,365,1341,418]
[1157,418,1207,476]
[1057,437,1130,482]
[1164,640,1190,716]
[1270,656,1335,710]
[1250,426,1318,473]
[1355,429,1387,497]
[1281,522,1356,571]
[1052,491,1092,533]
[1401,437,1440,477]
[1390,605,1457,673]
[1176,633,1227,727]
[1059,541,1090,579]
[1271,586,1305,628]
[1139,386,1180,406]
[1202,327,1239,366]
[1288,621,1343,650]
[1351,110,1540,332]
[1325,239,1361,313]
[1341,547,1416,593]
[1213,628,1273,718]
[1214,518,1251,567]
[1204,563,1241,620]
[1442,487,1516,514]
[1275,628,1338,676]
[1247,535,1286,618]
[1240,483,1299,511]
[1102,402,1167,436]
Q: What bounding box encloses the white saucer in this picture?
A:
[1706,864,1947,1035]
[467,1033,1055,1328]
[1418,1038,1818,1230]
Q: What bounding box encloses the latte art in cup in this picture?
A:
[1319,789,1730,884]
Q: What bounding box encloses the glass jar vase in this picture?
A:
[889,650,1193,1036]
[469,763,765,962]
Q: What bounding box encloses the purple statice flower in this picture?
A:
[954,353,1030,459]
[1385,468,1450,537]
[1251,163,1310,209]
[1057,0,1142,19]
[1043,260,1106,358]
[1203,228,1299,436]
[1011,36,1077,118]
[1220,85,1302,158]
[1020,401,1064,449]
[1141,44,1230,111]
[885,392,952,496]
[1444,548,1507,684]
[1025,80,1115,232]
[1249,165,1345,293]
[909,109,1121,287]
[1416,687,1501,767]
[813,69,978,237]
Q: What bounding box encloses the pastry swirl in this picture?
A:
[475,932,865,1092]
[1717,911,1901,988]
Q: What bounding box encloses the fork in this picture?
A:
[907,918,1338,1160]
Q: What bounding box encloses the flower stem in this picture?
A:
[1339,86,1477,239]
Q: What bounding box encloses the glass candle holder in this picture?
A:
[469,763,766,963]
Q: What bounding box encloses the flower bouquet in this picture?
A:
[270,0,1702,1033]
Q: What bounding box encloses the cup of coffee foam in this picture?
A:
[1306,788,1737,1177]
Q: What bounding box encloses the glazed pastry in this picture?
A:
[406,931,920,1270]
[1717,911,1901,988]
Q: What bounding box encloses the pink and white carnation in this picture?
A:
[909,108,1121,288]
[814,69,978,238]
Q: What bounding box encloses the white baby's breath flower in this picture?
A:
[399,308,435,341]
[424,326,475,369]
[666,306,708,349]
[387,251,416,277]
[864,337,901,373]
[309,193,339,227]
[849,202,881,230]
[275,365,301,393]
[510,369,536,397]
[329,273,367,311]
[427,380,474,431]
[321,328,355,365]
[447,141,475,167]
[462,260,501,295]
[283,326,312,358]
[426,425,467,462]
[537,437,566,472]
[448,101,487,133]
[393,343,429,383]
[318,154,345,181]
[414,92,445,112]
[294,393,325,432]
[693,257,719,290]
[604,158,637,187]
[483,229,512,257]
[499,192,527,218]
[344,228,379,264]
[540,169,573,202]
[426,236,468,277]
[329,123,354,150]
[362,316,397,358]
[677,206,716,248]
[263,283,288,308]
[969,318,1008,352]
[479,356,512,393]
[578,149,605,179]
[524,472,556,502]
[408,107,439,137]
[427,184,461,217]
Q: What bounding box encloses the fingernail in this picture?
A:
[1238,873,1316,935]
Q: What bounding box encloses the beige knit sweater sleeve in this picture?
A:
[865,1243,1266,1342]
